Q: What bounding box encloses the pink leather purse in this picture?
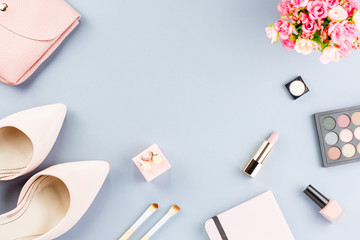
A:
[0,0,80,86]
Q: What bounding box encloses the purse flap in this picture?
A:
[0,0,80,41]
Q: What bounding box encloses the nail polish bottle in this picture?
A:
[304,185,346,224]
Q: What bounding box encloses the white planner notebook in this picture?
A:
[205,191,295,240]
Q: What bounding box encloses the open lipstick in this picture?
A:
[243,131,279,178]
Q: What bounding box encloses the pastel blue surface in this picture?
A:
[1,0,360,239]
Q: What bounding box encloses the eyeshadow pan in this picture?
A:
[357,143,360,154]
[337,114,351,128]
[323,117,336,131]
[324,132,338,145]
[339,129,353,143]
[355,127,360,140]
[342,144,356,158]
[327,147,341,160]
[289,80,305,96]
[285,76,309,99]
[352,112,360,125]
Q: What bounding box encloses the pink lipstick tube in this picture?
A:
[243,132,279,178]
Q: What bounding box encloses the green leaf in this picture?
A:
[319,41,329,52]
[296,25,303,36]
[313,36,329,52]
[323,19,330,29]
[314,30,321,39]
[313,36,321,45]
[311,30,331,51]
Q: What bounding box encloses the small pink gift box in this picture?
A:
[132,144,171,182]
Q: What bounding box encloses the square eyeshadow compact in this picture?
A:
[285,76,309,100]
[314,105,360,167]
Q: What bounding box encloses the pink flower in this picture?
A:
[265,26,279,44]
[329,21,358,48]
[291,0,308,8]
[281,38,296,49]
[343,0,359,15]
[299,12,309,21]
[342,21,359,42]
[302,18,317,33]
[321,27,329,42]
[320,47,341,64]
[325,0,339,9]
[295,39,318,54]
[307,1,328,19]
[300,32,315,39]
[277,0,293,15]
[350,0,359,11]
[328,6,348,21]
[353,11,360,31]
[329,22,346,45]
[274,20,293,40]
[353,37,360,49]
[338,40,353,57]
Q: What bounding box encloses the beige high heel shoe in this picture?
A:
[0,104,66,181]
[0,161,110,240]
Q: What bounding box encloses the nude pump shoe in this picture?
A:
[0,104,66,181]
[0,161,110,240]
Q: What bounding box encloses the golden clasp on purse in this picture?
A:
[0,3,8,11]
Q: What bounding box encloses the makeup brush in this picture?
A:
[140,205,180,240]
[119,203,159,240]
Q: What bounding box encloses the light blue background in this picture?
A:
[1,0,360,239]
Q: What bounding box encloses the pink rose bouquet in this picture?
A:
[266,0,360,63]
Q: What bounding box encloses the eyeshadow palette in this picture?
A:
[315,105,360,167]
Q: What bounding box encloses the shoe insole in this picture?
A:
[0,127,34,177]
[0,176,70,240]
